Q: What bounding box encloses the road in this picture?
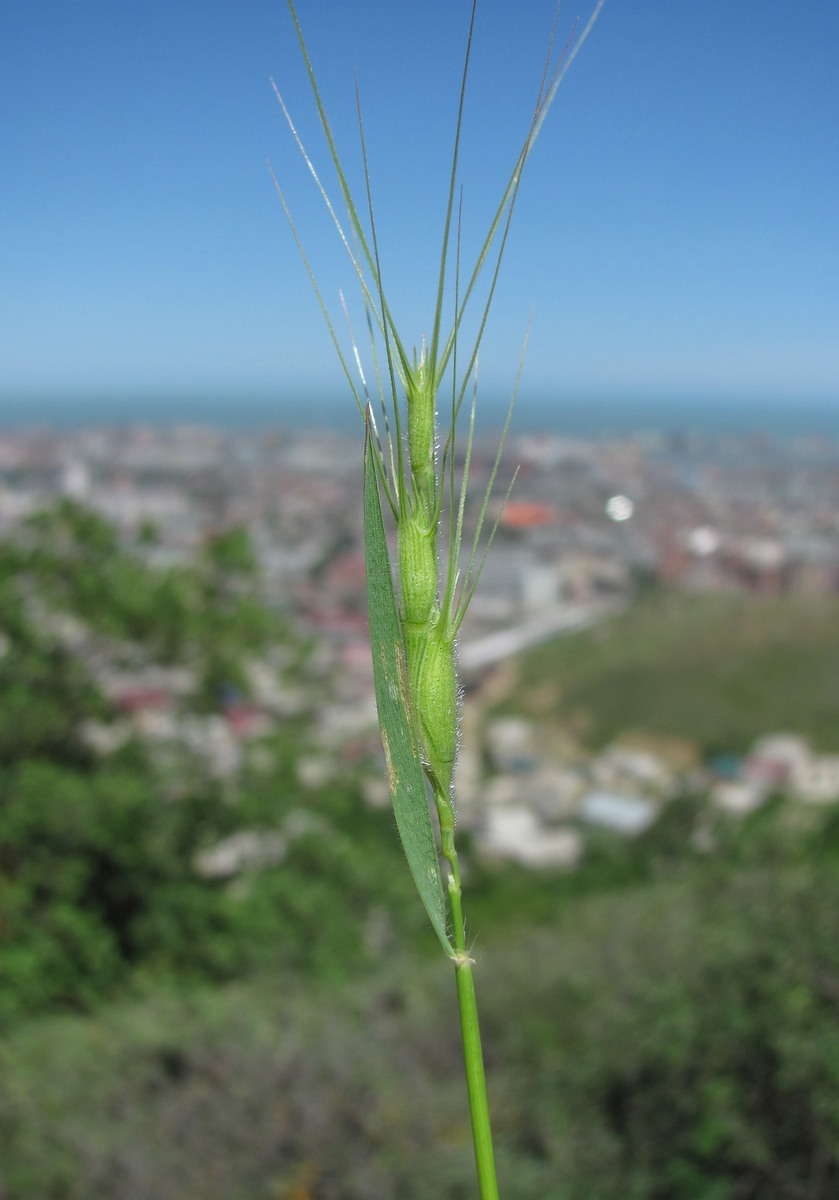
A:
[458,599,625,673]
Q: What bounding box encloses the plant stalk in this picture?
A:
[449,869,499,1200]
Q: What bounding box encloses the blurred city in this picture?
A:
[3,418,839,1197]
[3,421,838,867]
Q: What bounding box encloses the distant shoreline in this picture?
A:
[0,393,837,439]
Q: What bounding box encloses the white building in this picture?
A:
[712,779,767,815]
[792,755,839,804]
[579,791,657,836]
[477,808,583,869]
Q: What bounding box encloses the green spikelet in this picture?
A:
[397,512,437,627]
[415,622,458,795]
[405,349,436,513]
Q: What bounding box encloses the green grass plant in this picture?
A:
[273,2,602,1193]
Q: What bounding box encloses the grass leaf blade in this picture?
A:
[363,425,453,956]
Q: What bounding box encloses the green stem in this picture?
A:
[447,858,500,1200]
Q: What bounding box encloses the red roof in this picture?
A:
[115,688,173,713]
[500,501,558,529]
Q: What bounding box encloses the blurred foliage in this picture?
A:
[1,850,838,1199]
[8,501,284,691]
[0,504,419,1026]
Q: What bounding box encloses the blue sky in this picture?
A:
[2,1,838,425]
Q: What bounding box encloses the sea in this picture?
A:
[0,391,837,440]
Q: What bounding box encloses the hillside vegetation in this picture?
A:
[3,835,839,1199]
[506,590,839,755]
[0,503,422,1025]
[3,509,839,1197]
